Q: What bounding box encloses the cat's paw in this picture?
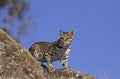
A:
[48,67,55,72]
[64,67,72,70]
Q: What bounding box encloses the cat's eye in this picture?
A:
[60,37,63,40]
[66,37,69,40]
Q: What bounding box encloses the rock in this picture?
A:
[0,29,97,79]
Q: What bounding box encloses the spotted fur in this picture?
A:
[29,30,74,71]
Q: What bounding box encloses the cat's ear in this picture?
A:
[69,30,74,36]
[60,29,64,35]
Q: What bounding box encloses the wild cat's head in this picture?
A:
[59,29,74,46]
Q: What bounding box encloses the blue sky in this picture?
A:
[0,0,120,79]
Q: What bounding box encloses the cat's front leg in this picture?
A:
[61,59,72,70]
[44,53,55,72]
[60,59,69,68]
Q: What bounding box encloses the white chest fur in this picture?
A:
[62,46,71,59]
[65,48,70,58]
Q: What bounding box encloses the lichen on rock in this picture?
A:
[0,29,97,79]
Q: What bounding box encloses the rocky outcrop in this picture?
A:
[0,29,97,79]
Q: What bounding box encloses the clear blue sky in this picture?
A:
[1,0,120,79]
